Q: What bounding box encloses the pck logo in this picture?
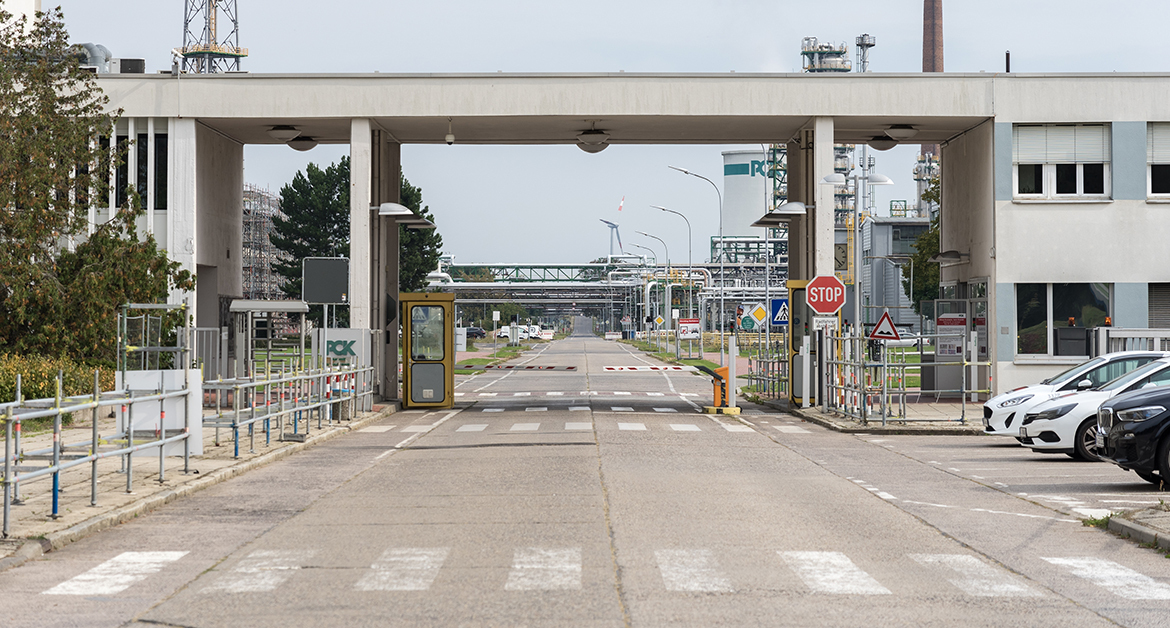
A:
[751,160,767,177]
[328,340,356,356]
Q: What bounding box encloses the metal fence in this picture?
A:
[1,371,196,538]
[1096,328,1170,354]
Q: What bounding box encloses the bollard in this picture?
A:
[728,335,738,409]
[91,371,100,505]
[801,336,810,409]
[51,373,62,519]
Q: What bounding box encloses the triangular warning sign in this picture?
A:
[869,311,901,341]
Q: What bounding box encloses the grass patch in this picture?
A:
[1082,514,1112,529]
[459,358,495,365]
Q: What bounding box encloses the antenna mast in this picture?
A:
[181,0,248,73]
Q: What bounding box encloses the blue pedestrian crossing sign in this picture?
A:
[770,298,789,326]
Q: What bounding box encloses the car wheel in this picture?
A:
[1135,470,1163,486]
[1158,436,1170,482]
[1072,419,1102,461]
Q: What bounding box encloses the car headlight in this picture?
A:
[1032,403,1078,421]
[998,394,1034,408]
[1116,406,1167,423]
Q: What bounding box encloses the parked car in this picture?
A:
[1096,385,1170,484]
[496,326,509,339]
[1019,357,1170,460]
[982,351,1168,439]
[466,327,486,339]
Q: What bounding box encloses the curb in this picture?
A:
[0,402,399,573]
[750,396,984,436]
[1109,515,1170,552]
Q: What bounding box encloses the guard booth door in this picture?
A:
[787,280,815,406]
[401,292,455,409]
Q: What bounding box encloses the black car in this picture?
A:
[1096,385,1170,485]
[466,327,486,339]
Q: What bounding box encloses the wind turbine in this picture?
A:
[599,219,624,256]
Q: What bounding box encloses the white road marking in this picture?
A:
[511,423,540,431]
[612,407,634,412]
[579,391,598,396]
[482,408,503,413]
[655,549,734,592]
[547,391,563,396]
[356,548,449,591]
[374,449,395,460]
[723,424,754,432]
[1072,508,1115,519]
[525,407,548,412]
[613,391,632,395]
[618,423,646,431]
[478,393,497,397]
[43,551,188,596]
[970,508,1078,522]
[670,424,701,432]
[565,422,592,430]
[504,548,582,591]
[569,406,590,412]
[400,425,431,433]
[774,425,810,434]
[456,424,488,432]
[653,407,678,413]
[359,426,395,433]
[513,392,531,397]
[647,392,665,396]
[1042,557,1170,600]
[454,392,465,397]
[910,554,1039,597]
[876,492,898,500]
[203,550,313,593]
[779,551,891,595]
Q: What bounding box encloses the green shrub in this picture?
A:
[0,354,115,404]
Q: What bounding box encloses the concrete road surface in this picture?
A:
[2,317,1168,627]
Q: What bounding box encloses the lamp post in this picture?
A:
[652,205,692,318]
[670,165,725,366]
[820,171,893,335]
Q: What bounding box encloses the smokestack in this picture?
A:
[922,0,943,156]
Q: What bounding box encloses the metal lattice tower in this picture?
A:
[242,184,285,301]
[181,0,248,73]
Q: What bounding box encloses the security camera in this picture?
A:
[445,133,455,145]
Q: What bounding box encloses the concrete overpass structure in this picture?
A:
[95,71,1170,397]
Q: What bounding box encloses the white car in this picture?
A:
[982,351,1167,438]
[1019,357,1170,460]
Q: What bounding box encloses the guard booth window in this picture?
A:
[410,306,445,361]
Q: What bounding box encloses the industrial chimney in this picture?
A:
[921,0,942,157]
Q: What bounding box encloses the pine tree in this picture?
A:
[399,173,443,293]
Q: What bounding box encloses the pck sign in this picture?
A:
[327,340,357,356]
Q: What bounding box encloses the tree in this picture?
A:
[399,173,443,293]
[0,7,191,361]
[901,176,941,315]
[270,157,351,327]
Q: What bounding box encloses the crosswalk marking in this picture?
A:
[547,392,563,396]
[525,407,548,412]
[203,550,314,593]
[569,406,590,412]
[511,423,540,431]
[612,407,634,412]
[504,548,582,591]
[513,392,531,397]
[356,548,450,591]
[478,393,497,397]
[723,424,754,432]
[359,425,395,433]
[456,424,488,432]
[482,408,503,413]
[400,425,431,433]
[780,551,891,595]
[454,392,465,397]
[670,424,701,432]
[774,425,810,434]
[43,551,188,596]
[613,391,632,395]
[653,407,678,413]
[1042,557,1170,600]
[910,554,1039,597]
[565,422,592,430]
[656,549,734,592]
[647,392,665,396]
[618,423,646,431]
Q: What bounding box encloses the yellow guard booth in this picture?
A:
[400,292,455,409]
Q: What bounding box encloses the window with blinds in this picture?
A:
[1148,123,1170,195]
[1012,124,1110,198]
[1150,284,1170,328]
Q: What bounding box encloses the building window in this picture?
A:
[1148,123,1170,197]
[1016,283,1111,357]
[1013,124,1111,200]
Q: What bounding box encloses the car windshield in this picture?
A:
[1099,360,1170,392]
[1041,357,1104,385]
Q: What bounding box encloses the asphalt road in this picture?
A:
[2,318,1168,627]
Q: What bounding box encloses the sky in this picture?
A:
[49,0,1170,265]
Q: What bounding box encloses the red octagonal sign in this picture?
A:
[806,275,847,315]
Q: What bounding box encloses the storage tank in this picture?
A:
[721,150,768,236]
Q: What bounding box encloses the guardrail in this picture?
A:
[2,372,195,538]
[1096,328,1170,354]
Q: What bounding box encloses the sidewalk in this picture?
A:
[1109,502,1170,552]
[0,401,398,572]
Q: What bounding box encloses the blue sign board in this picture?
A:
[770,298,789,326]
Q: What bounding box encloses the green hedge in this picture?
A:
[0,354,115,404]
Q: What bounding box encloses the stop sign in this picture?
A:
[806,275,847,315]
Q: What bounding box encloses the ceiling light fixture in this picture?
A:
[884,124,919,140]
[288,136,318,151]
[445,117,454,145]
[577,120,610,153]
[867,135,897,151]
[267,125,301,141]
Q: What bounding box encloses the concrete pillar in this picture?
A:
[349,119,372,329]
[813,117,836,277]
[371,130,401,401]
[785,138,806,280]
[169,118,198,314]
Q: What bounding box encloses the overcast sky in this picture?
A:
[51,0,1170,265]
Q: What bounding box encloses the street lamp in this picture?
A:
[652,205,693,318]
[628,243,656,267]
[670,165,725,365]
[820,171,893,333]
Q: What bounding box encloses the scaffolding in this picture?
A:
[914,153,940,218]
[242,184,285,302]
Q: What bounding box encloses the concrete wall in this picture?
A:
[195,124,243,320]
